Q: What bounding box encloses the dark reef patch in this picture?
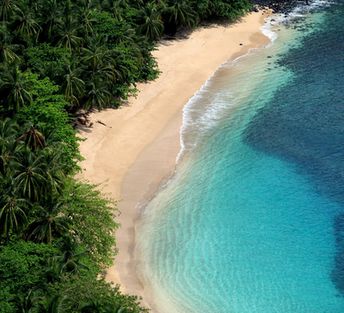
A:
[252,0,309,14]
[244,1,344,294]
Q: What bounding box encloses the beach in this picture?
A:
[78,10,271,309]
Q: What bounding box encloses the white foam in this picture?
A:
[177,17,276,163]
[176,50,261,163]
[178,87,234,156]
[177,78,229,162]
[261,15,285,43]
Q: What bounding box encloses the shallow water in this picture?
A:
[137,2,344,312]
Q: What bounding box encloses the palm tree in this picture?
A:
[80,41,121,110]
[77,7,96,38]
[85,81,111,110]
[25,201,69,244]
[79,42,119,109]
[18,125,46,151]
[40,294,67,313]
[62,66,85,106]
[107,48,131,82]
[0,117,18,143]
[57,17,82,51]
[13,149,47,201]
[14,8,41,42]
[0,0,19,22]
[45,257,62,283]
[79,300,103,313]
[0,25,20,63]
[112,3,124,21]
[80,38,119,77]
[0,39,19,63]
[93,62,117,83]
[138,2,164,41]
[39,0,62,41]
[57,236,88,275]
[0,187,28,240]
[0,119,21,175]
[14,289,40,313]
[104,0,130,10]
[163,0,198,34]
[0,65,32,112]
[81,44,112,72]
[0,138,21,175]
[104,0,130,21]
[41,146,65,194]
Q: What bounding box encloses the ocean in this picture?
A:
[136,1,344,312]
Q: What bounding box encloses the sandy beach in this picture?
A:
[78,10,271,309]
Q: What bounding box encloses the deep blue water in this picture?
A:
[137,2,344,313]
[245,0,344,295]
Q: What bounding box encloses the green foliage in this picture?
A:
[0,240,58,297]
[56,276,149,313]
[164,0,198,29]
[138,2,164,41]
[0,116,125,311]
[16,73,80,172]
[0,190,28,241]
[0,118,126,310]
[25,201,70,244]
[26,44,71,83]
[0,64,32,114]
[62,180,118,267]
[0,287,14,313]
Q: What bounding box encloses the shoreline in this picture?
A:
[78,11,271,311]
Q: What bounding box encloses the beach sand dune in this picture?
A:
[78,11,270,310]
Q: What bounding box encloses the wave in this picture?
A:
[177,54,256,163]
[177,72,233,162]
[177,18,275,163]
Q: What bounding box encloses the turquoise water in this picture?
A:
[137,2,344,313]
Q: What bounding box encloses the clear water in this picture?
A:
[137,2,344,313]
